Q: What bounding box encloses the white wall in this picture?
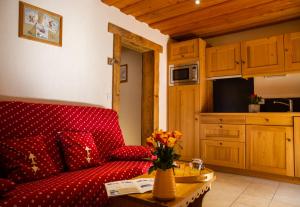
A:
[0,0,168,129]
[205,19,300,98]
[119,47,142,145]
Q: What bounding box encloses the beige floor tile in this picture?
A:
[273,182,300,206]
[203,191,238,207]
[241,182,278,200]
[232,194,271,207]
[202,171,300,207]
[269,200,300,207]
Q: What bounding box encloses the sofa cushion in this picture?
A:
[0,179,15,196]
[110,146,152,161]
[0,135,60,183]
[0,161,152,207]
[59,131,101,171]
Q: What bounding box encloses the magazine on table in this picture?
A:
[105,178,154,197]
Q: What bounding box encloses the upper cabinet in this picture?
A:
[206,43,241,78]
[284,32,300,72]
[205,32,300,79]
[241,35,285,76]
[169,39,199,62]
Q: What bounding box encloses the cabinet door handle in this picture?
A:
[219,125,223,128]
[242,60,246,64]
[265,118,269,122]
[219,142,223,146]
[235,61,240,64]
[287,138,291,142]
[219,118,223,122]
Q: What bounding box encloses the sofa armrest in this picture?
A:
[110,146,152,161]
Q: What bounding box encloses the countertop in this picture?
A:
[199,112,300,116]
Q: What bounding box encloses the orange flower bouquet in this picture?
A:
[146,130,182,174]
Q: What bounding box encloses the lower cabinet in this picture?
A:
[246,125,294,176]
[200,140,245,169]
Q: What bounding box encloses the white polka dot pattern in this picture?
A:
[110,146,152,161]
[0,135,60,183]
[0,178,15,196]
[0,101,152,206]
[0,161,152,207]
[0,101,126,172]
[59,132,101,171]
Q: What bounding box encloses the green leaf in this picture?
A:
[148,165,156,174]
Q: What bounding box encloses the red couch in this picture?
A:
[0,101,151,206]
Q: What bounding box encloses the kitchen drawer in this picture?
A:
[200,140,245,169]
[246,115,293,126]
[200,124,245,142]
[199,115,246,124]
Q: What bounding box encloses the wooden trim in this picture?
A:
[110,23,160,141]
[141,51,154,146]
[108,23,163,53]
[153,50,160,131]
[0,95,103,107]
[112,34,121,112]
[295,117,300,178]
[19,1,63,47]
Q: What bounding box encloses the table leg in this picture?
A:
[188,188,210,207]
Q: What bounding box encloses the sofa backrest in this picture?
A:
[0,101,125,167]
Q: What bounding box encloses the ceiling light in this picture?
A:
[195,0,200,5]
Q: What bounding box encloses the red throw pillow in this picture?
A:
[59,132,101,171]
[110,146,152,161]
[0,135,60,183]
[0,178,15,196]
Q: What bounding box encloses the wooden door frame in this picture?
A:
[108,23,163,143]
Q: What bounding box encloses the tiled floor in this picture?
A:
[203,172,300,207]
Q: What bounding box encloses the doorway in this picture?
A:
[108,23,163,145]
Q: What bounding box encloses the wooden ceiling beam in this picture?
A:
[166,0,300,35]
[151,0,277,31]
[171,6,300,38]
[113,0,142,9]
[120,0,186,17]
[136,0,229,25]
[101,0,120,6]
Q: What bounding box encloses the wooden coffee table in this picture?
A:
[108,171,215,207]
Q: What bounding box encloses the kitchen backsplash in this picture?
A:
[260,98,300,112]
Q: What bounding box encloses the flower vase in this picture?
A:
[152,168,176,201]
[248,104,260,113]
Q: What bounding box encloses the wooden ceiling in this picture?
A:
[102,0,300,39]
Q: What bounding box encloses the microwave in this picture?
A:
[169,63,199,85]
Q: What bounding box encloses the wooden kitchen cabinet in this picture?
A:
[206,43,241,78]
[168,85,200,161]
[295,117,300,178]
[246,125,294,176]
[169,39,199,61]
[241,35,285,76]
[200,140,245,169]
[284,32,300,72]
[200,124,245,142]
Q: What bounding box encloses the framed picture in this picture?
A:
[19,1,63,47]
[120,64,128,83]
